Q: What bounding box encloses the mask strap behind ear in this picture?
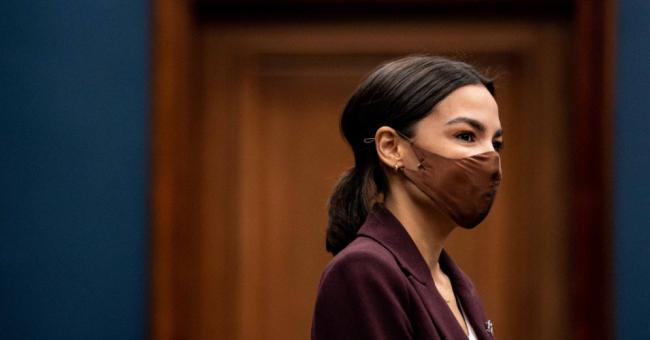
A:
[363,130,425,169]
[394,130,426,170]
[363,129,413,143]
[394,130,412,143]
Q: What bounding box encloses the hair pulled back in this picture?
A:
[325,55,495,255]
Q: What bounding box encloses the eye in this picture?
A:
[455,131,475,143]
[493,140,504,152]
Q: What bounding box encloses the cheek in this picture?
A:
[412,129,453,155]
[439,145,476,159]
[427,132,473,158]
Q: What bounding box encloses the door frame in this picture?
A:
[149,1,615,339]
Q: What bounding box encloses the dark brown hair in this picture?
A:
[326,55,495,255]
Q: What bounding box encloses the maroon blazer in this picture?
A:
[311,203,495,340]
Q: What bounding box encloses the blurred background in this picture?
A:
[1,0,648,339]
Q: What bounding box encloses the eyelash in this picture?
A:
[454,131,476,143]
[454,131,504,152]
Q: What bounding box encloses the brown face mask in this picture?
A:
[397,133,502,229]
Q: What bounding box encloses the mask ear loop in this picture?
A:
[394,130,426,170]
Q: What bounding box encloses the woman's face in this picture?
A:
[408,84,503,160]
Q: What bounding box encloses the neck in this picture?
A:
[384,190,456,274]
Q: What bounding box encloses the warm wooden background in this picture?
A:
[151,1,613,339]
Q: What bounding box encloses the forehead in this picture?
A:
[420,84,500,129]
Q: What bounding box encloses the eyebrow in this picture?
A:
[445,116,503,138]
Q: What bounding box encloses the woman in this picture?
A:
[311,55,503,340]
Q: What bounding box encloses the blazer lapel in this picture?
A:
[410,277,473,339]
[357,204,486,339]
[440,250,494,339]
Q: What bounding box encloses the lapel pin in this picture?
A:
[485,320,494,336]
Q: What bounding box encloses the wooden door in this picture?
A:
[181,19,572,340]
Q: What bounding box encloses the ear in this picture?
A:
[375,126,405,171]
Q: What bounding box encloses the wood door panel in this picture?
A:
[196,20,570,340]
[246,64,360,340]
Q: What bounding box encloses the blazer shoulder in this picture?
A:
[312,237,415,339]
[319,236,407,289]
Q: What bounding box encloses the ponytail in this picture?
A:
[325,166,373,255]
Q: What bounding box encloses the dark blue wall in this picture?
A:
[615,1,650,339]
[0,1,149,339]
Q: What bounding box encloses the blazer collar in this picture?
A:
[357,203,492,339]
[357,203,433,285]
[357,203,475,291]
